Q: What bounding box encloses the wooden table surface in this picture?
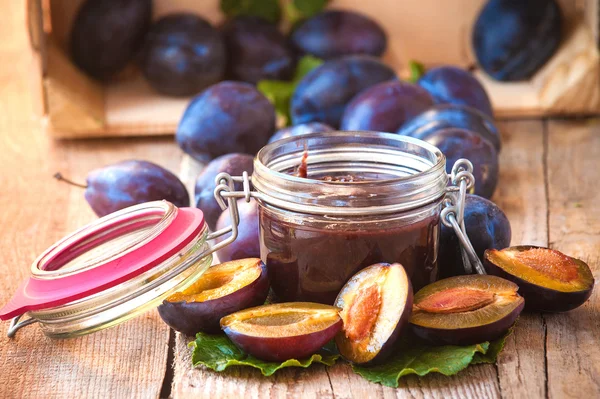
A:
[1,2,599,398]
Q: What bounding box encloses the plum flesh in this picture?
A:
[158,258,269,335]
[485,246,594,312]
[221,302,342,362]
[410,275,524,345]
[335,263,413,365]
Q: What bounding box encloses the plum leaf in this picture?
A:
[191,332,340,376]
[220,0,281,24]
[284,0,329,26]
[407,60,426,83]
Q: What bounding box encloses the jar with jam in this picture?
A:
[217,132,474,305]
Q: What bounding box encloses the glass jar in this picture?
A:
[249,132,449,304]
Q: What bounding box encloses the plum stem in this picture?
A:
[54,172,87,189]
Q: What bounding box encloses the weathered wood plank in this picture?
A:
[545,119,600,399]
[492,120,548,399]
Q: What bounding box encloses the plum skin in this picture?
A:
[222,316,342,362]
[484,246,594,312]
[438,195,511,278]
[195,154,254,231]
[84,160,189,217]
[397,104,501,152]
[216,199,260,262]
[222,16,295,84]
[418,66,493,118]
[71,0,152,80]
[139,14,226,97]
[176,81,275,163]
[473,0,562,81]
[157,261,269,335]
[423,128,499,199]
[291,10,387,60]
[290,55,396,128]
[268,122,334,144]
[340,80,435,133]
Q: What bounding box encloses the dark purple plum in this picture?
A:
[291,55,396,128]
[410,275,524,345]
[439,195,511,278]
[485,246,594,312]
[158,258,269,335]
[222,16,295,84]
[195,154,254,231]
[268,122,334,143]
[423,128,498,198]
[340,80,434,133]
[221,302,342,362]
[335,263,413,365]
[418,66,493,118]
[139,14,226,97]
[176,81,275,163]
[71,0,152,80]
[76,160,189,217]
[216,199,259,262]
[473,0,562,81]
[290,10,387,59]
[397,104,501,152]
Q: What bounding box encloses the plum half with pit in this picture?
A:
[485,246,594,312]
[418,66,493,118]
[70,0,152,80]
[222,16,295,84]
[423,128,499,198]
[215,199,260,263]
[410,275,524,345]
[195,154,254,231]
[139,14,226,97]
[335,263,413,365]
[290,10,387,60]
[56,160,189,217]
[439,195,511,278]
[176,81,275,163]
[397,104,501,152]
[340,80,435,133]
[268,122,334,143]
[221,302,342,362]
[158,258,269,335]
[291,55,396,128]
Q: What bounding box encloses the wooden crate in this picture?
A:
[28,0,600,139]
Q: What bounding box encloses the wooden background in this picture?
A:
[1,1,599,398]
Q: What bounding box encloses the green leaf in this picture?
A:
[472,330,512,365]
[284,0,329,26]
[191,332,340,376]
[407,60,426,83]
[257,55,324,126]
[220,0,281,24]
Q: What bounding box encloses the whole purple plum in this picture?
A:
[418,66,493,118]
[222,16,295,84]
[291,55,396,128]
[71,0,152,80]
[438,195,511,278]
[423,128,498,198]
[139,14,226,97]
[176,81,276,163]
[216,199,260,262]
[83,160,189,217]
[340,80,434,133]
[291,10,387,59]
[195,154,254,231]
[268,122,334,143]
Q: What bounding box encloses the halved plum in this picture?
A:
[157,258,269,335]
[334,263,413,365]
[410,275,524,345]
[220,303,342,362]
[485,246,594,312]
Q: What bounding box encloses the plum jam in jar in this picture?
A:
[249,132,449,304]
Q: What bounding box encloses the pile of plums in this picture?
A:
[158,249,593,363]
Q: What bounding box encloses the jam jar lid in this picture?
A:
[0,201,213,338]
